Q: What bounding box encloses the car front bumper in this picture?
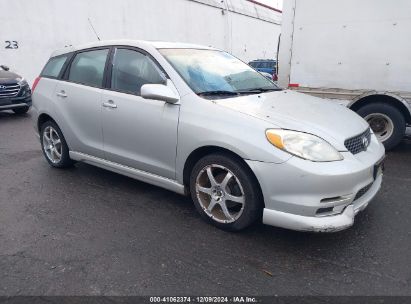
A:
[246,134,385,232]
[0,95,32,111]
[262,173,382,232]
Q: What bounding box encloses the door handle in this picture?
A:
[102,100,117,109]
[56,90,67,98]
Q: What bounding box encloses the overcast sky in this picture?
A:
[257,0,283,10]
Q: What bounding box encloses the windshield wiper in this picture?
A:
[237,87,282,94]
[197,90,239,96]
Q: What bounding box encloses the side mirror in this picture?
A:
[0,65,10,71]
[141,84,179,104]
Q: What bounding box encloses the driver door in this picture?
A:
[101,47,180,179]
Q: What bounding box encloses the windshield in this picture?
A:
[159,49,280,96]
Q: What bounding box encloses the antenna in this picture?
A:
[88,18,101,41]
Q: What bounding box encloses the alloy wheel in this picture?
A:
[195,164,245,223]
[42,126,63,164]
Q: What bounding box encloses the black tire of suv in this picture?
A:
[189,153,263,231]
[356,102,406,150]
[40,121,74,168]
[12,106,30,114]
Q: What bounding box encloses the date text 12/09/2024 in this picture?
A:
[150,296,258,303]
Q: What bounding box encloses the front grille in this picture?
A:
[0,83,21,99]
[354,182,372,201]
[344,128,371,155]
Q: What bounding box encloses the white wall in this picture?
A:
[279,0,411,92]
[0,0,281,85]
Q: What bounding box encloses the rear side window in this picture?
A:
[68,49,109,87]
[41,55,69,78]
[110,48,164,95]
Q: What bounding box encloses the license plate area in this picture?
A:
[0,99,12,106]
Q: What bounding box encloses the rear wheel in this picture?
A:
[12,106,30,114]
[357,102,406,150]
[189,153,263,231]
[40,121,74,168]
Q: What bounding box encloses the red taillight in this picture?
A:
[31,77,41,93]
[272,73,278,81]
[289,83,300,88]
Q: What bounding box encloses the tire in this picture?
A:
[189,153,263,231]
[40,120,74,168]
[12,106,30,114]
[356,102,406,150]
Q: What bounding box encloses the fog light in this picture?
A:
[316,207,334,216]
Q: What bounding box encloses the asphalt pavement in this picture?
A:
[0,111,410,296]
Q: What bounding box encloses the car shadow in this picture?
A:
[0,110,31,122]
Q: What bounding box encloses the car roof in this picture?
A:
[51,39,219,57]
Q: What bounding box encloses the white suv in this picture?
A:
[32,40,385,232]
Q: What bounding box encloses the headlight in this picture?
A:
[266,129,343,162]
[17,78,27,86]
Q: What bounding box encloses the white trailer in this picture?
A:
[278,0,411,149]
[0,0,281,85]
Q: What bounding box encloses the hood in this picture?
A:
[214,90,369,151]
[0,69,22,84]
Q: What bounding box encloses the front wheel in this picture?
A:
[189,153,263,231]
[357,102,406,150]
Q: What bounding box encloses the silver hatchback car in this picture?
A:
[32,40,385,232]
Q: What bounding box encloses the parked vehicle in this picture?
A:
[278,0,411,150]
[32,40,385,232]
[259,71,273,80]
[249,59,278,81]
[0,65,32,114]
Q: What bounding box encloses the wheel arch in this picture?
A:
[182,145,265,204]
[349,92,411,124]
[37,113,58,133]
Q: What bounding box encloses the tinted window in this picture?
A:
[41,55,69,78]
[111,48,164,95]
[69,49,109,87]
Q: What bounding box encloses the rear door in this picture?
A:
[101,47,180,179]
[54,48,110,158]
